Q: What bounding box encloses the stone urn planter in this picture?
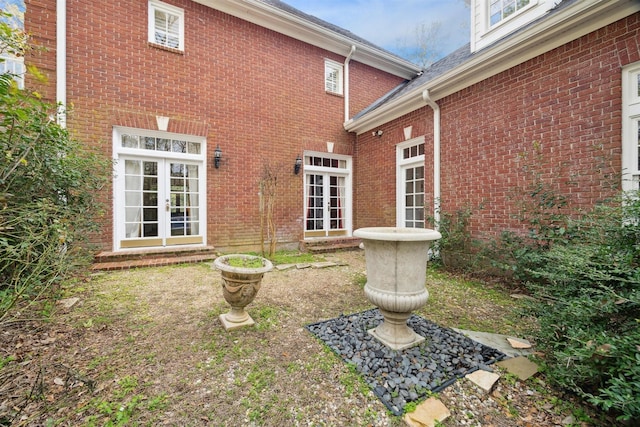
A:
[353,227,441,350]
[214,254,273,331]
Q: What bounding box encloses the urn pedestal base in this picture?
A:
[219,311,255,331]
[368,309,425,350]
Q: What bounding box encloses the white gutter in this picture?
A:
[56,0,66,128]
[344,45,356,122]
[422,89,440,227]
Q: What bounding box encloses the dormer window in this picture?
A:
[490,0,531,26]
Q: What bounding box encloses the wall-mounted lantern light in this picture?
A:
[294,155,302,175]
[214,145,222,169]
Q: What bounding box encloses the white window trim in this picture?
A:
[302,151,353,236]
[0,54,25,89]
[324,59,344,95]
[112,126,206,251]
[396,136,426,228]
[622,62,640,193]
[148,0,185,51]
[487,0,537,30]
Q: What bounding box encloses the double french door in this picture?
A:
[117,157,203,249]
[303,154,352,238]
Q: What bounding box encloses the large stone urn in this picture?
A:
[353,227,441,350]
[214,254,273,331]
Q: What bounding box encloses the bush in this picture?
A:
[0,16,109,322]
[511,192,640,421]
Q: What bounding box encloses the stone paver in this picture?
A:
[403,397,451,427]
[507,337,532,349]
[496,356,539,380]
[466,369,500,393]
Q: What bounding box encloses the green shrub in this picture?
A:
[0,16,109,322]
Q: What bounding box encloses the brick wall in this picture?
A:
[24,0,405,251]
[355,13,640,241]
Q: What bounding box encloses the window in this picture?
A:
[622,63,640,192]
[489,0,531,26]
[0,54,25,89]
[148,0,184,51]
[396,138,426,228]
[325,59,343,95]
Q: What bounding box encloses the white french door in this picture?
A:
[117,158,203,249]
[303,154,352,238]
[113,128,205,250]
[397,138,426,228]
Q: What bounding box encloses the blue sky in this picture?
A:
[284,0,470,62]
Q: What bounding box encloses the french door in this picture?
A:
[303,154,352,238]
[116,157,203,249]
[397,138,426,228]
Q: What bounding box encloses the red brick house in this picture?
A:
[22,0,640,258]
[24,0,420,256]
[346,0,640,241]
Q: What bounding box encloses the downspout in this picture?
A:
[56,0,66,128]
[344,45,356,122]
[422,89,440,228]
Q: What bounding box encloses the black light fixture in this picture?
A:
[214,145,222,169]
[294,155,302,175]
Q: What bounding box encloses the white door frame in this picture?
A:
[396,136,426,228]
[112,126,206,251]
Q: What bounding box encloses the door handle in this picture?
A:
[165,199,170,211]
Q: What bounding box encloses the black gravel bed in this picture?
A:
[305,308,506,415]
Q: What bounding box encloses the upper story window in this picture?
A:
[325,59,343,95]
[490,0,531,26]
[148,0,184,51]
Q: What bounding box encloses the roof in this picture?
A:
[345,0,640,134]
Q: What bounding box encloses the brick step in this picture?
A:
[300,237,362,254]
[92,246,217,271]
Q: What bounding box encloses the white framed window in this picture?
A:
[324,59,343,95]
[396,137,426,228]
[622,62,640,193]
[0,54,25,89]
[148,0,184,51]
[489,0,532,27]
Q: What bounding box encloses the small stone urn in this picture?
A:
[353,227,441,350]
[214,254,273,331]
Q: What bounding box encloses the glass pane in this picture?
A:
[125,175,141,191]
[418,144,424,156]
[415,166,424,179]
[143,176,157,191]
[143,223,158,237]
[143,192,158,206]
[122,135,139,148]
[125,191,141,206]
[637,73,640,97]
[125,207,141,222]
[143,137,156,150]
[406,168,414,180]
[406,209,414,220]
[188,142,201,154]
[143,208,158,221]
[416,180,424,193]
[144,162,157,175]
[405,181,413,193]
[406,195,413,207]
[157,138,171,151]
[172,140,187,153]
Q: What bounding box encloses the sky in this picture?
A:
[284,0,471,63]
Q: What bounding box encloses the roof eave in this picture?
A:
[345,0,640,135]
[193,0,422,79]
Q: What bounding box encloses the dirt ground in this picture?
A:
[0,251,614,426]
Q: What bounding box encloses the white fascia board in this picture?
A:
[345,0,640,135]
[193,0,422,79]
